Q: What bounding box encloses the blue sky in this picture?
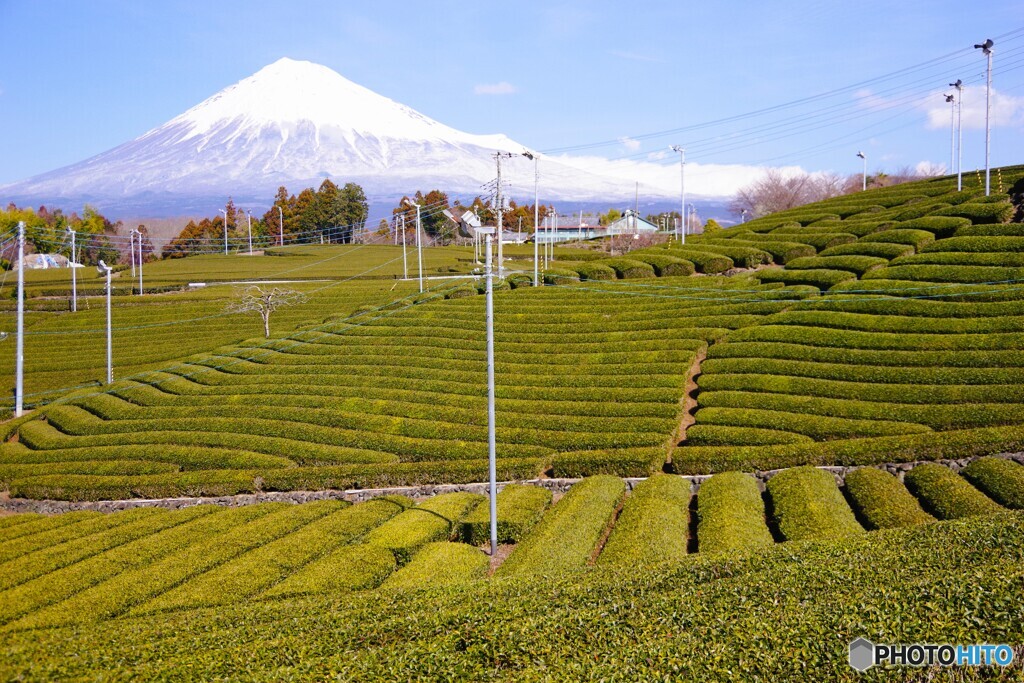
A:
[1,0,1022,187]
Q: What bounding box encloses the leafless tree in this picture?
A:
[226,286,307,338]
[730,169,849,219]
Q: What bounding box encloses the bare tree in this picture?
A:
[731,169,854,219]
[226,286,308,338]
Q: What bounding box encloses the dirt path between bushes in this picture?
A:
[667,347,707,467]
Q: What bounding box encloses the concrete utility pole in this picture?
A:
[494,152,517,279]
[974,38,994,196]
[484,233,498,557]
[66,226,77,312]
[400,214,408,279]
[15,222,25,417]
[129,230,136,278]
[136,230,144,295]
[246,210,253,255]
[670,146,686,244]
[97,260,113,384]
[219,208,229,255]
[278,205,284,247]
[403,199,424,292]
[529,154,539,286]
[857,151,867,191]
[950,79,964,191]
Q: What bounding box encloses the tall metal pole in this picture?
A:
[137,231,144,296]
[494,153,507,279]
[415,204,424,293]
[671,146,686,244]
[946,94,955,175]
[857,151,867,191]
[278,205,284,246]
[952,79,963,192]
[129,230,136,278]
[983,43,993,196]
[67,227,77,312]
[219,208,229,255]
[15,222,25,417]
[247,211,253,255]
[104,265,112,384]
[400,214,408,279]
[533,158,539,287]
[484,234,498,557]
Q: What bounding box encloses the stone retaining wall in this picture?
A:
[2,453,1022,515]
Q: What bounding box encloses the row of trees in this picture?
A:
[163,180,369,258]
[0,203,154,268]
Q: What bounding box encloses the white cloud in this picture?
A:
[647,150,668,161]
[473,82,518,96]
[618,136,641,151]
[924,84,1024,130]
[857,85,1024,130]
[915,160,947,176]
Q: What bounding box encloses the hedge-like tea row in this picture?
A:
[497,475,625,576]
[695,471,774,554]
[755,268,856,290]
[460,484,552,545]
[766,467,863,541]
[365,492,484,565]
[0,510,140,565]
[700,238,816,264]
[661,248,733,273]
[381,542,489,590]
[842,467,933,529]
[629,254,695,277]
[933,201,1014,224]
[598,474,690,566]
[860,229,935,250]
[550,447,666,478]
[903,463,1004,520]
[685,425,812,446]
[573,263,617,281]
[817,241,914,259]
[783,255,889,276]
[599,258,656,279]
[263,544,396,599]
[959,457,1024,510]
[693,404,930,440]
[0,510,95,543]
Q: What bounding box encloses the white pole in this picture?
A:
[495,154,505,279]
[129,230,136,278]
[105,266,112,384]
[948,95,955,176]
[137,231,144,295]
[15,222,25,417]
[400,214,408,279]
[247,211,253,255]
[857,152,867,191]
[533,159,539,286]
[955,80,963,192]
[984,46,993,196]
[278,205,284,247]
[415,204,424,293]
[68,228,77,313]
[219,208,228,255]
[484,234,498,557]
[671,146,686,244]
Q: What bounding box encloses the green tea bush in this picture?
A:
[903,463,1004,519]
[686,244,772,268]
[366,492,484,565]
[817,241,914,259]
[953,223,1024,237]
[0,511,139,565]
[598,474,690,566]
[573,263,617,281]
[860,229,935,251]
[783,255,889,276]
[498,475,625,576]
[921,236,1024,253]
[263,543,396,598]
[381,542,489,590]
[700,238,815,264]
[863,264,1024,283]
[755,268,857,290]
[685,425,812,446]
[551,447,666,478]
[766,466,863,541]
[460,484,552,545]
[599,258,656,279]
[695,471,773,554]
[934,201,1014,224]
[842,467,933,529]
[542,268,580,285]
[960,457,1024,509]
[895,216,971,238]
[629,253,695,277]
[661,248,733,273]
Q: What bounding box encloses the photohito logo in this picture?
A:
[849,638,1015,671]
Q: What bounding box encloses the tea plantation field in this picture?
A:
[1,464,1022,679]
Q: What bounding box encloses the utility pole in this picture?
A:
[98,260,113,384]
[670,146,686,244]
[857,151,867,191]
[950,79,963,191]
[219,208,229,255]
[484,233,498,557]
[136,229,144,296]
[129,230,136,278]
[278,205,284,247]
[400,214,408,279]
[494,152,516,279]
[15,222,25,417]
[944,93,956,177]
[246,210,253,255]
[403,199,424,292]
[66,226,77,312]
[528,153,539,287]
[974,39,994,196]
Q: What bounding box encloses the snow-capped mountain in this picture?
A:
[0,58,734,215]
